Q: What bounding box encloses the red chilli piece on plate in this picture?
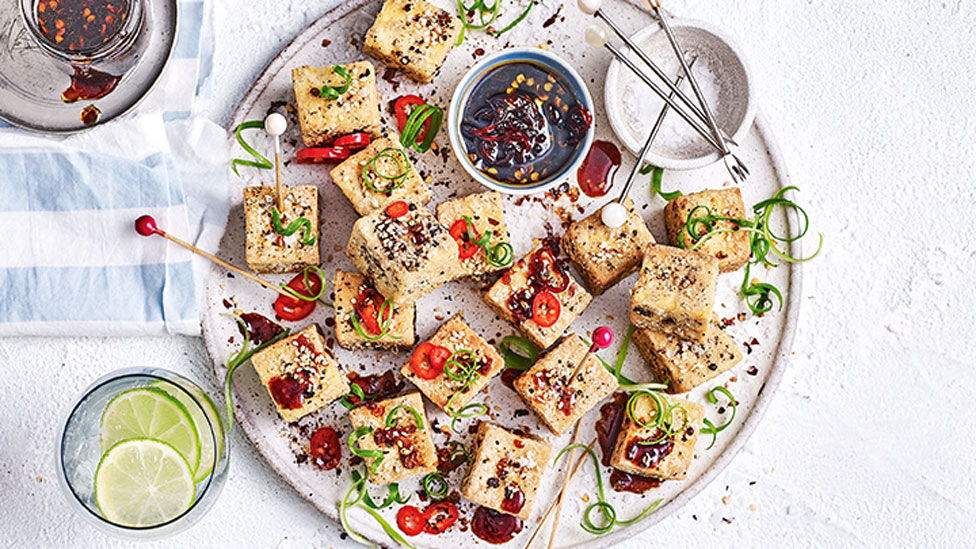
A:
[423,501,459,534]
[397,505,425,536]
[386,200,409,218]
[296,147,350,164]
[333,132,372,150]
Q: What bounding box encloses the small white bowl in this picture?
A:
[448,48,595,195]
[604,19,756,170]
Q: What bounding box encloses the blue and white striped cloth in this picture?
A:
[0,1,228,337]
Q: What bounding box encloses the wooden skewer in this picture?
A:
[569,326,614,380]
[134,215,294,300]
[264,113,288,212]
[547,423,582,549]
[523,437,598,549]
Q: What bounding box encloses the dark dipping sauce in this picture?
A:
[471,506,523,544]
[595,392,666,494]
[238,312,284,346]
[36,0,130,54]
[461,61,591,187]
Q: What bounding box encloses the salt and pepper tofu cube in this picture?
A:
[435,191,510,281]
[329,137,431,216]
[460,422,552,520]
[346,202,459,304]
[400,312,504,414]
[348,391,437,484]
[362,0,461,84]
[633,315,743,394]
[243,186,320,274]
[483,241,592,349]
[664,188,751,273]
[609,395,705,481]
[333,270,416,352]
[630,244,718,342]
[513,334,618,434]
[562,198,655,295]
[250,324,349,423]
[291,61,382,147]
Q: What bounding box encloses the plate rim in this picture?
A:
[210,0,803,545]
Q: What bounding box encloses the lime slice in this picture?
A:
[95,438,196,527]
[150,380,224,483]
[100,387,201,475]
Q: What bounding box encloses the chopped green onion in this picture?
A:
[385,405,424,430]
[351,469,411,509]
[553,442,664,535]
[400,103,443,153]
[613,324,636,382]
[447,440,472,466]
[318,65,351,101]
[461,215,513,268]
[499,335,540,370]
[640,165,681,201]
[625,390,688,445]
[339,383,367,410]
[271,208,317,246]
[231,120,273,176]
[362,147,409,194]
[349,426,385,475]
[221,313,290,429]
[279,265,328,303]
[445,373,482,416]
[349,298,401,341]
[456,0,534,43]
[423,472,449,500]
[700,386,737,450]
[340,467,417,549]
[449,402,487,433]
[491,0,534,35]
[443,348,477,381]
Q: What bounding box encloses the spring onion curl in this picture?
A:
[462,215,514,268]
[442,348,484,417]
[499,335,540,370]
[400,103,443,153]
[700,386,737,450]
[447,440,473,467]
[231,120,273,176]
[349,298,401,341]
[318,65,351,101]
[679,186,822,315]
[639,165,682,201]
[625,390,689,445]
[449,402,488,433]
[385,405,425,430]
[362,147,409,194]
[455,0,535,44]
[350,469,412,509]
[279,265,328,303]
[340,467,417,549]
[553,443,663,535]
[423,472,449,500]
[221,313,290,429]
[349,426,385,475]
[339,383,367,410]
[271,208,317,246]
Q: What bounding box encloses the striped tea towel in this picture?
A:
[0,0,228,337]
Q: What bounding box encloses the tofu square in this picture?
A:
[435,191,510,281]
[362,0,461,84]
[346,201,459,304]
[664,188,751,273]
[329,137,431,216]
[292,61,382,147]
[562,198,655,295]
[348,391,438,484]
[609,395,705,480]
[633,315,743,394]
[243,186,320,274]
[460,422,552,520]
[333,269,416,352]
[400,312,504,414]
[250,324,349,423]
[630,244,718,342]
[513,334,618,434]
[483,241,592,349]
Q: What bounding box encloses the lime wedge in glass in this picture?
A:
[95,438,196,527]
[99,387,201,475]
[149,380,224,483]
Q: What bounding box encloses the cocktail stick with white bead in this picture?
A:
[264,113,288,212]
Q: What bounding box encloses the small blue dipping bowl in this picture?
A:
[448,48,595,196]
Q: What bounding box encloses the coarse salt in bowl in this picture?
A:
[448,48,595,196]
[604,19,756,170]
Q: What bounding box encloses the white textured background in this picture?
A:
[2,1,975,547]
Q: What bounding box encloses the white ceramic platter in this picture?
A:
[202,0,803,547]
